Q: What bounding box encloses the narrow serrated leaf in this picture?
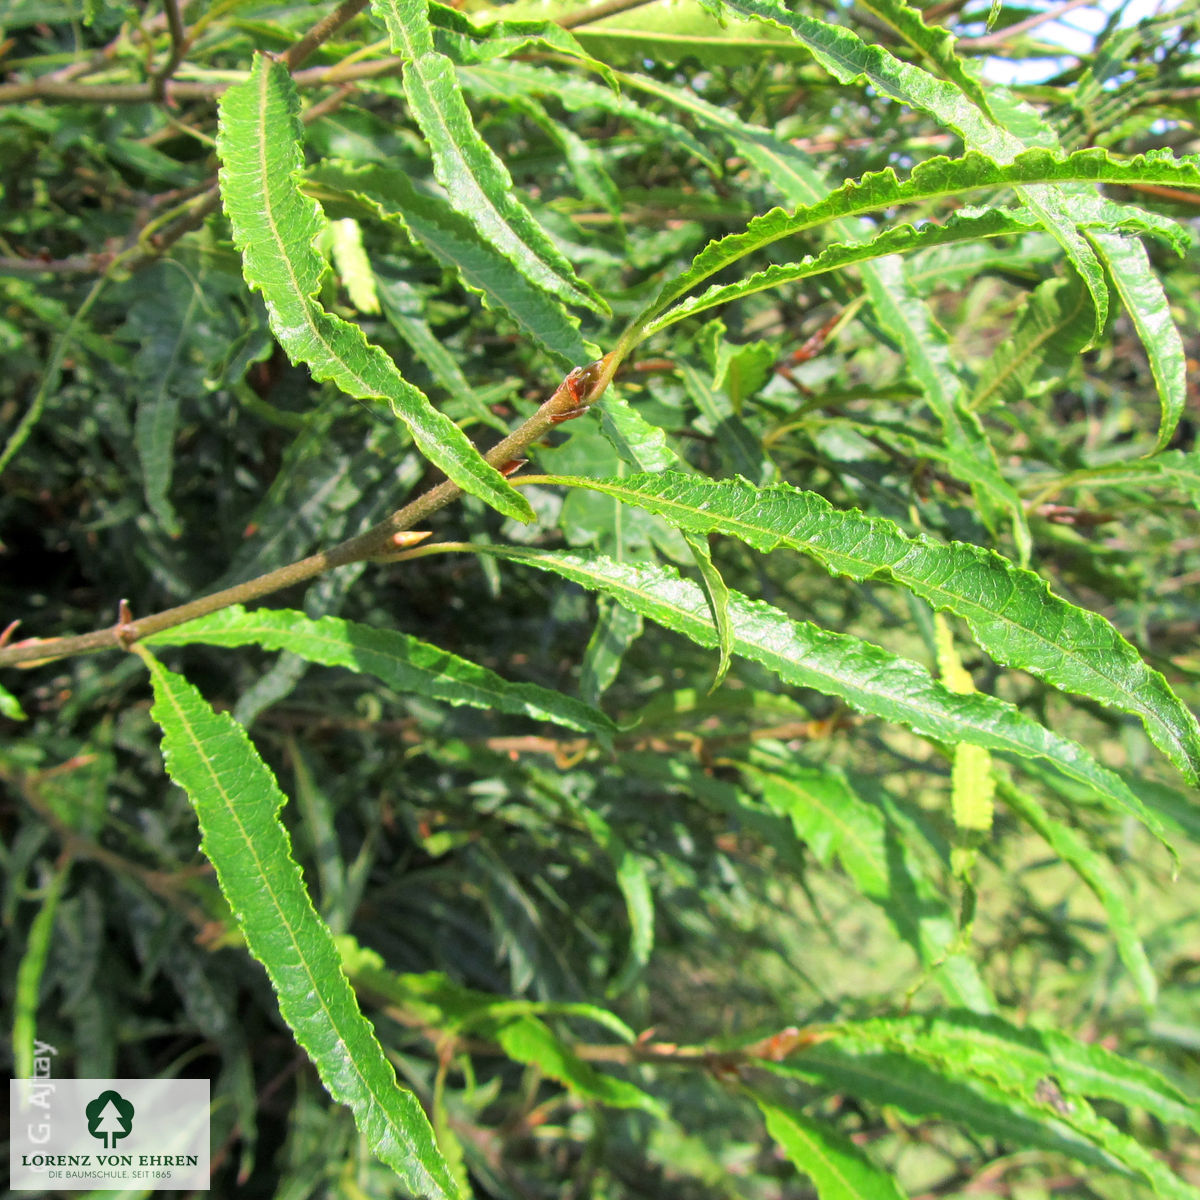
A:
[839,1011,1200,1135]
[820,1014,1198,1195]
[551,0,816,65]
[1088,229,1188,452]
[216,55,531,521]
[625,148,1200,346]
[539,473,1200,786]
[597,392,679,472]
[370,0,434,56]
[971,275,1092,411]
[130,276,200,537]
[145,606,614,735]
[309,161,592,366]
[766,1045,1126,1176]
[714,0,1112,341]
[855,0,990,115]
[683,532,733,692]
[375,274,504,430]
[368,0,606,317]
[466,547,1169,838]
[772,1025,1196,1195]
[142,653,459,1200]
[496,1017,663,1113]
[752,1095,908,1200]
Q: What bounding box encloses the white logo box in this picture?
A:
[10,1078,209,1192]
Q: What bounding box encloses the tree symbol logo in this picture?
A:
[85,1090,135,1149]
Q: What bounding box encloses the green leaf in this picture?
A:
[144,606,614,735]
[625,147,1200,345]
[618,77,1027,550]
[714,0,1111,342]
[580,596,644,704]
[970,275,1093,412]
[308,161,592,366]
[683,532,734,693]
[370,0,605,314]
[1087,228,1188,452]
[741,755,992,1011]
[458,61,718,171]
[130,269,203,537]
[327,217,380,314]
[597,392,679,473]
[142,653,460,1200]
[858,255,1030,560]
[496,1016,664,1113]
[840,1011,1200,1137]
[752,1095,908,1200]
[767,1045,1121,1173]
[576,807,655,996]
[376,274,505,431]
[12,858,70,1077]
[402,51,607,316]
[465,547,1168,838]
[0,679,26,721]
[770,1026,1196,1194]
[678,356,772,484]
[216,55,531,522]
[538,473,1200,787]
[933,614,995,834]
[519,0,815,66]
[369,0,434,56]
[853,0,991,117]
[1038,450,1200,508]
[1157,450,1200,504]
[710,1,993,140]
[429,2,617,87]
[998,778,1156,1007]
[341,942,636,1043]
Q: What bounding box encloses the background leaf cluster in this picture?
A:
[2,0,1200,1196]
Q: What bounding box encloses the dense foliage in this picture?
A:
[3,0,1200,1195]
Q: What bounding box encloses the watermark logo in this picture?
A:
[9,1078,208,1191]
[86,1090,135,1150]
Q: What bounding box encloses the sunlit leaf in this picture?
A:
[143,653,460,1200]
[216,55,531,521]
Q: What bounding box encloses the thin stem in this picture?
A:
[960,0,1095,49]
[556,0,659,29]
[153,0,191,89]
[283,0,370,70]
[0,0,375,105]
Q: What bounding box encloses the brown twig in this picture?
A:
[152,0,191,90]
[959,0,1096,49]
[283,0,371,70]
[1121,181,1200,207]
[0,360,615,670]
[555,0,660,29]
[0,252,121,274]
[0,0,377,106]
